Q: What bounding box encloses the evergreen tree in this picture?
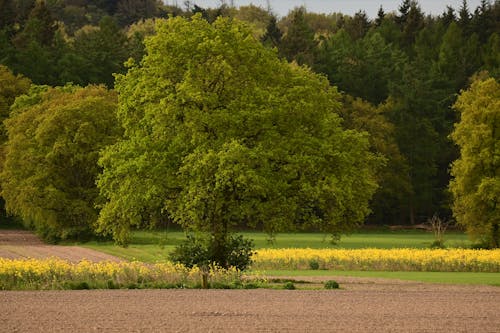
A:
[481,33,500,78]
[375,6,385,27]
[435,22,480,91]
[471,0,499,43]
[279,7,317,66]
[458,0,471,34]
[344,10,370,40]
[115,0,160,26]
[315,29,405,105]
[72,16,129,87]
[441,6,456,27]
[396,0,411,27]
[389,61,456,224]
[7,0,63,85]
[0,0,16,30]
[12,0,56,48]
[261,15,282,49]
[400,1,425,56]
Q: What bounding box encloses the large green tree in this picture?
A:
[1,84,121,241]
[450,77,500,248]
[0,65,31,223]
[0,65,31,135]
[97,15,382,248]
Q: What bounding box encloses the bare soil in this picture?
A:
[1,286,499,332]
[1,230,499,332]
[0,230,121,262]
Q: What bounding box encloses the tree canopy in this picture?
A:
[450,76,500,248]
[96,15,382,245]
[1,84,121,241]
[0,65,31,223]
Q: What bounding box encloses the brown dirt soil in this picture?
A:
[1,286,500,332]
[0,230,121,262]
[1,230,500,332]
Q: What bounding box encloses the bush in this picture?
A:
[283,281,296,290]
[470,242,492,250]
[65,281,90,290]
[324,280,339,289]
[309,259,320,270]
[430,240,446,249]
[169,234,254,270]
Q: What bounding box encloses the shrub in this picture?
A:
[170,234,254,271]
[309,259,320,270]
[324,280,339,289]
[430,240,446,249]
[64,281,90,290]
[283,281,296,290]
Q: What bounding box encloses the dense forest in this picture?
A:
[0,0,499,245]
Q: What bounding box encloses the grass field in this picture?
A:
[79,229,472,263]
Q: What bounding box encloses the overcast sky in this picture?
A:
[167,0,485,18]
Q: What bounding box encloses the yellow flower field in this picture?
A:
[252,248,500,272]
[2,248,499,290]
[0,258,243,290]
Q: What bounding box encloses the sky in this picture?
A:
[166,0,485,18]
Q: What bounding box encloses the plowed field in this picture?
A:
[0,230,121,262]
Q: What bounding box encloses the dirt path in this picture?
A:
[0,230,122,262]
[1,286,500,332]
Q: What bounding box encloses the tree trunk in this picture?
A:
[491,223,499,249]
[201,271,208,289]
[409,198,415,225]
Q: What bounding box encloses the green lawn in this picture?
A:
[80,229,472,264]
